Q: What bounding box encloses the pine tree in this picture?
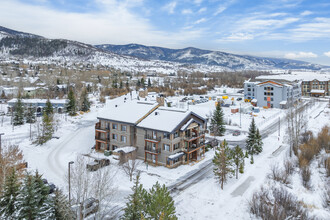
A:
[254,128,263,154]
[120,80,123,89]
[44,99,53,117]
[246,118,257,155]
[250,154,254,164]
[0,168,20,219]
[213,140,234,190]
[80,89,90,112]
[53,189,74,220]
[16,175,39,220]
[239,162,244,174]
[144,182,177,220]
[147,78,151,87]
[141,78,145,88]
[66,89,76,116]
[210,102,226,136]
[122,173,146,220]
[36,113,54,145]
[25,104,36,124]
[112,78,118,88]
[13,96,24,126]
[245,150,249,158]
[231,145,244,179]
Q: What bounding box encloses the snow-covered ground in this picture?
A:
[0,93,328,219]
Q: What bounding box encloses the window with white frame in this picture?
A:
[121,135,127,143]
[163,144,170,151]
[112,123,118,129]
[121,125,127,132]
[112,134,117,140]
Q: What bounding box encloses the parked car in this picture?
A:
[236,97,242,101]
[232,130,241,136]
[42,178,56,194]
[205,139,219,148]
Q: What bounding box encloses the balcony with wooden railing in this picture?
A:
[145,134,161,142]
[184,141,205,153]
[145,146,161,154]
[95,135,110,143]
[183,130,206,142]
[95,122,110,132]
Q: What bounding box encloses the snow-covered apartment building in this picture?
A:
[95,100,207,168]
[7,99,67,113]
[244,80,301,108]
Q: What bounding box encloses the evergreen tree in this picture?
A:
[36,113,54,145]
[254,128,263,154]
[250,154,254,164]
[244,150,249,158]
[66,89,76,116]
[53,189,74,220]
[112,78,118,88]
[147,78,151,87]
[0,168,20,219]
[119,80,123,89]
[25,105,36,124]
[16,175,39,220]
[213,140,234,190]
[13,96,24,126]
[239,162,244,174]
[231,145,245,179]
[140,78,145,88]
[210,102,226,136]
[80,89,90,112]
[246,118,257,155]
[44,99,53,117]
[144,182,177,220]
[122,173,147,220]
[0,90,6,99]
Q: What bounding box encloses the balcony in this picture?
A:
[183,130,205,142]
[95,123,110,132]
[184,142,205,153]
[145,134,161,142]
[145,147,161,154]
[95,136,110,143]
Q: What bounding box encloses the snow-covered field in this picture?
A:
[0,93,329,219]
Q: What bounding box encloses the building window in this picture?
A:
[264,92,266,95]
[163,144,170,151]
[112,123,118,129]
[173,143,180,150]
[112,134,117,140]
[271,97,274,101]
[264,97,267,101]
[121,125,127,131]
[264,87,267,90]
[112,145,117,150]
[174,131,179,138]
[121,135,126,143]
[163,132,170,139]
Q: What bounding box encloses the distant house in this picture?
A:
[244,80,301,109]
[8,98,67,114]
[95,99,207,168]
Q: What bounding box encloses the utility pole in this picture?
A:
[68,161,74,204]
[0,133,4,155]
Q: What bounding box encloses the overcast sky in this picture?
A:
[1,0,330,65]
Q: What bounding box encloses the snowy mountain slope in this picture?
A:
[0,26,43,40]
[96,44,324,70]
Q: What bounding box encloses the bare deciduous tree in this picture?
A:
[122,159,140,182]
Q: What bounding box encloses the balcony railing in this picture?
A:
[145,147,161,154]
[95,136,110,142]
[183,130,205,141]
[184,142,205,152]
[95,123,110,132]
[145,134,161,142]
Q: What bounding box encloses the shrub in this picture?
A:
[283,159,295,176]
[249,186,309,220]
[301,166,311,189]
[268,164,290,185]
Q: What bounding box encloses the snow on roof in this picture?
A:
[310,89,325,93]
[8,98,67,104]
[180,118,195,131]
[251,99,257,102]
[280,101,287,105]
[98,100,159,124]
[137,107,193,133]
[113,146,136,153]
[23,87,38,91]
[256,73,330,82]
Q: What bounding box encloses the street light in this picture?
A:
[68,161,74,204]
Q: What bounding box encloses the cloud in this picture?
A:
[324,51,330,57]
[198,7,207,13]
[194,0,203,5]
[284,52,318,59]
[300,10,313,16]
[162,1,177,14]
[182,9,193,15]
[194,18,207,24]
[0,0,204,47]
[220,33,254,41]
[214,6,226,16]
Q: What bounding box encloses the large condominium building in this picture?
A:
[95,99,207,168]
[244,80,301,108]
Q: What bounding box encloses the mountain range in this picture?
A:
[0,26,324,73]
